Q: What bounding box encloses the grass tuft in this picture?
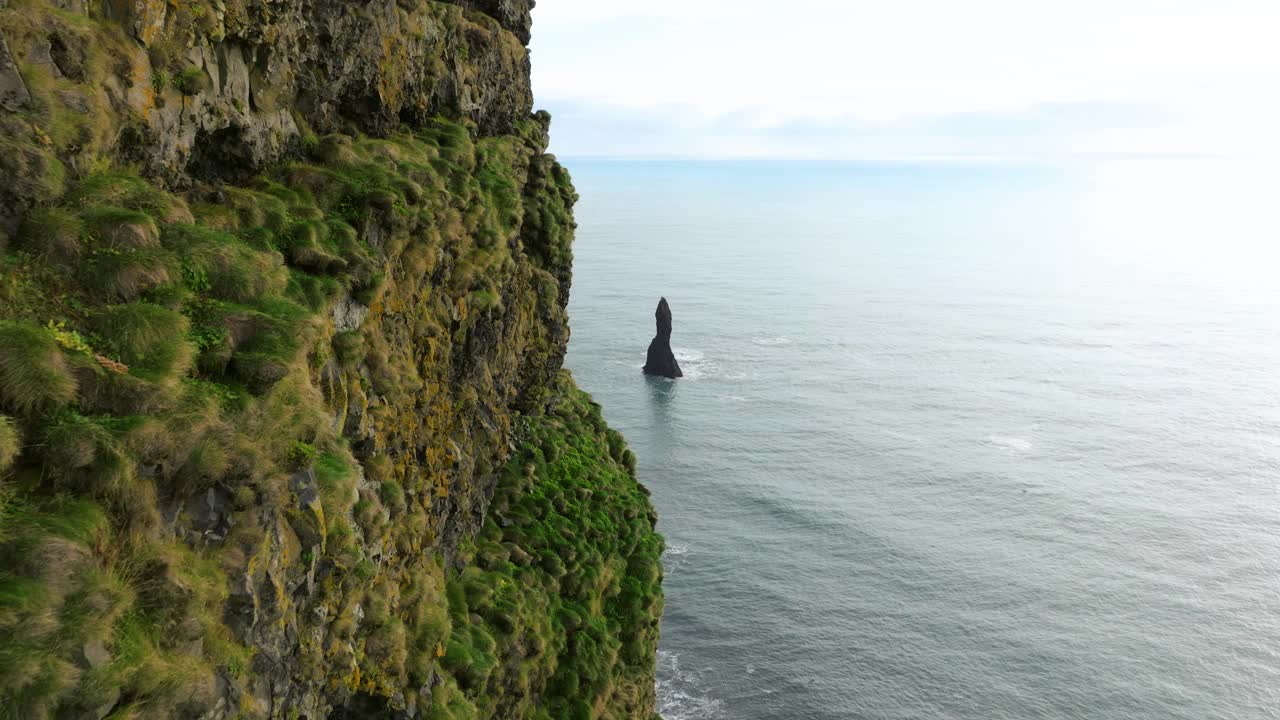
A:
[79,246,178,302]
[89,303,193,380]
[16,208,85,264]
[64,172,175,218]
[163,224,288,302]
[0,322,77,416]
[80,207,160,250]
[0,416,18,472]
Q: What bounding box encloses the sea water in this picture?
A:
[562,157,1280,720]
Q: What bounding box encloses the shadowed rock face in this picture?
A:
[643,297,683,378]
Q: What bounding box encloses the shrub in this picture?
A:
[287,441,316,468]
[45,321,93,356]
[150,68,170,92]
[0,322,77,415]
[173,67,208,96]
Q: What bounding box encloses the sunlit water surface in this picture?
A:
[562,158,1280,720]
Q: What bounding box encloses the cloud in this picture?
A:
[531,0,739,22]
[529,0,1280,157]
[543,100,1191,159]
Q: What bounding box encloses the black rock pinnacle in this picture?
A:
[642,297,683,378]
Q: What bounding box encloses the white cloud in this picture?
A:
[529,0,1280,157]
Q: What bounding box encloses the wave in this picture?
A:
[673,348,705,363]
[672,348,716,380]
[671,348,751,382]
[988,434,1034,451]
[752,336,792,346]
[663,542,690,574]
[656,650,728,720]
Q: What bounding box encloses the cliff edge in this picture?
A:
[0,1,664,718]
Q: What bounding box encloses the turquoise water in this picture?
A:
[561,158,1280,720]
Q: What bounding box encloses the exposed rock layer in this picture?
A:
[0,0,538,234]
[0,1,663,718]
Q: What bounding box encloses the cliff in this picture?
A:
[0,2,664,718]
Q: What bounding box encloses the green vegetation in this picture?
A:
[0,0,654,716]
[434,374,664,719]
[0,103,600,717]
[0,417,17,472]
[88,303,192,379]
[0,322,78,415]
[173,67,208,96]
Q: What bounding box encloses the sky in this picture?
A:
[527,0,1280,159]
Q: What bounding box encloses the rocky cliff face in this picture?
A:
[0,2,664,718]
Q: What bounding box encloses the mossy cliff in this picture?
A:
[0,1,664,718]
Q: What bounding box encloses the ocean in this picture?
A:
[560,157,1280,720]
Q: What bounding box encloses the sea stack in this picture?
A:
[643,297,683,378]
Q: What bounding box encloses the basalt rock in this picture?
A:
[0,30,29,111]
[643,296,683,378]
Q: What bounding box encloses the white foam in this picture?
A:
[752,336,792,346]
[673,348,705,362]
[656,650,728,720]
[672,347,718,380]
[663,543,690,573]
[988,434,1034,451]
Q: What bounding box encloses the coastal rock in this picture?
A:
[0,31,29,111]
[643,297,684,378]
